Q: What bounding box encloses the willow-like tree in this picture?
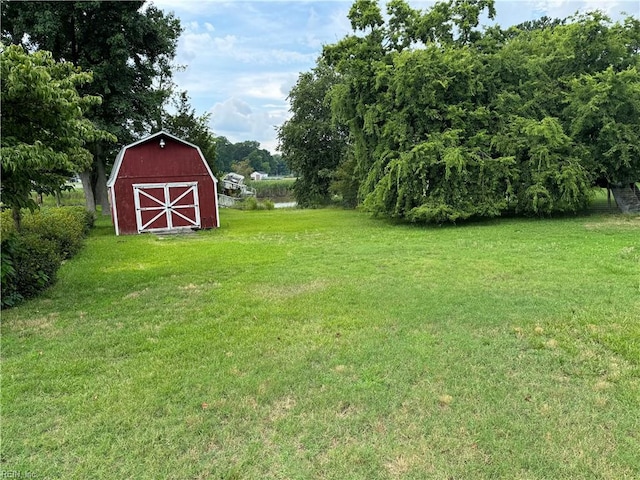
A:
[324,0,506,222]
[312,0,639,222]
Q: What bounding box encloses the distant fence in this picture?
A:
[218,194,239,207]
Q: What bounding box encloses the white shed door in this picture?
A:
[133,182,201,233]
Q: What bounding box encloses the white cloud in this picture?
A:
[179,31,237,59]
[212,34,238,53]
[237,72,300,104]
[179,32,213,59]
[581,0,636,16]
[148,0,219,17]
[209,97,290,151]
[530,0,634,20]
[246,81,287,100]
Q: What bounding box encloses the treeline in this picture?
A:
[215,137,289,177]
[278,0,640,220]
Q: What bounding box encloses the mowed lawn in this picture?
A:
[2,208,639,479]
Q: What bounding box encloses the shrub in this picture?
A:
[1,206,94,308]
[243,196,259,210]
[21,207,93,259]
[69,206,95,232]
[1,234,21,308]
[1,232,61,307]
[1,209,17,238]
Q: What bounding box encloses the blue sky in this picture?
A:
[151,0,639,153]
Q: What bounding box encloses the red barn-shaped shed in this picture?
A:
[107,131,219,235]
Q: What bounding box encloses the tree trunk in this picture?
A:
[12,206,22,232]
[80,170,96,213]
[95,154,111,216]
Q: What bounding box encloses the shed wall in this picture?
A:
[111,137,218,235]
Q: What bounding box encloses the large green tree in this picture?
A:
[323,0,503,220]
[489,12,640,211]
[306,0,639,222]
[278,61,349,206]
[0,44,114,229]
[566,66,640,187]
[1,1,182,214]
[213,137,236,173]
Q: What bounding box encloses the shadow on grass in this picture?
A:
[90,224,116,237]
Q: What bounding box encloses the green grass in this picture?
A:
[2,208,639,479]
[33,183,87,207]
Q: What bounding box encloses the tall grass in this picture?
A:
[1,208,639,479]
[246,177,295,200]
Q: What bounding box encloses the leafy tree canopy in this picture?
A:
[0,44,115,228]
[284,0,640,221]
[215,137,288,178]
[1,0,182,213]
[278,60,349,207]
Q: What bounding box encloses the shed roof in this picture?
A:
[107,130,217,187]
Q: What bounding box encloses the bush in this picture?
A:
[239,197,276,211]
[243,196,259,210]
[1,206,94,308]
[1,234,21,308]
[1,232,61,307]
[1,209,16,238]
[21,207,93,259]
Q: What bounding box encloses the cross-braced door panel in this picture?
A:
[169,185,199,227]
[133,182,201,233]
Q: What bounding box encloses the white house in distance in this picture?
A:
[250,171,269,181]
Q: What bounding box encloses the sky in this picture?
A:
[150,0,640,153]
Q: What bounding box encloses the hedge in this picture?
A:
[1,207,94,308]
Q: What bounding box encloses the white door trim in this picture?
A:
[133,182,201,233]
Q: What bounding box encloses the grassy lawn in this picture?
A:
[2,207,639,479]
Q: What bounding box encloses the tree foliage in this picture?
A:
[160,91,219,177]
[0,44,114,229]
[278,61,349,207]
[287,0,640,222]
[565,66,640,186]
[2,1,182,213]
[215,137,287,177]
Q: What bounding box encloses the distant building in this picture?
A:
[250,171,269,181]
